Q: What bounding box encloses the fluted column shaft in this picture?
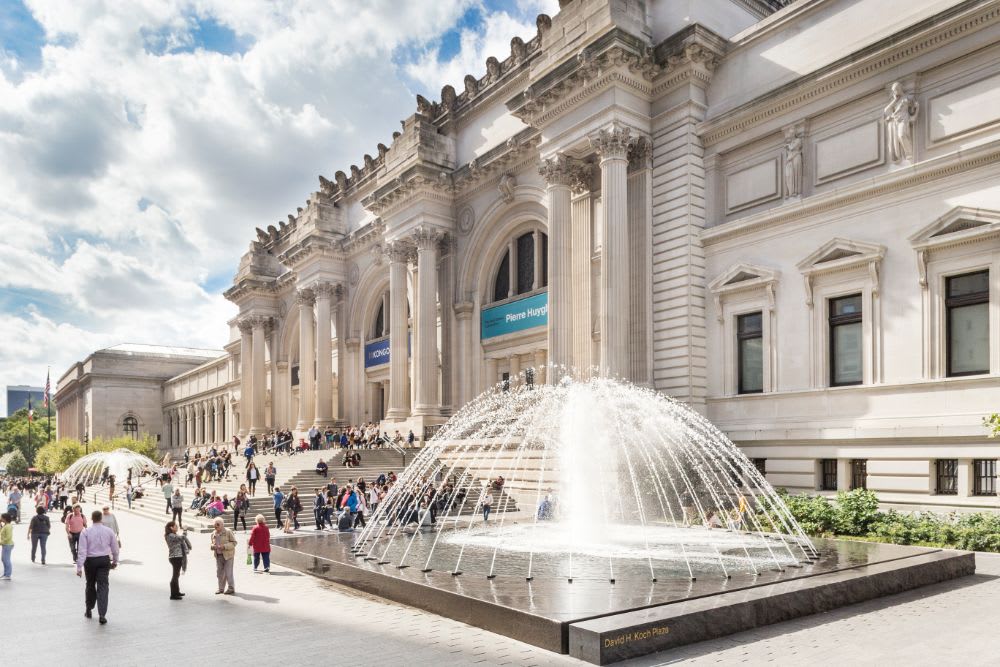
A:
[296,290,316,430]
[314,283,335,427]
[485,357,499,391]
[592,124,633,379]
[185,405,194,447]
[250,317,268,434]
[238,319,252,437]
[539,155,579,381]
[413,229,441,416]
[386,244,411,420]
[534,349,547,385]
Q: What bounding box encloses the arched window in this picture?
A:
[123,416,138,440]
[491,230,547,303]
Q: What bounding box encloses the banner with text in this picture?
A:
[364,335,411,368]
[480,292,548,340]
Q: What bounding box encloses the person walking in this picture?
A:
[481,489,494,523]
[65,504,87,562]
[246,462,260,497]
[248,514,271,573]
[210,517,237,595]
[77,510,119,624]
[233,489,249,531]
[171,488,184,528]
[162,479,174,515]
[164,521,191,600]
[28,505,51,564]
[101,506,121,549]
[286,487,302,531]
[264,462,277,495]
[0,512,13,580]
[272,487,284,527]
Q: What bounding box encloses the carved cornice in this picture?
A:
[452,128,541,192]
[362,164,454,217]
[224,276,278,305]
[277,232,344,269]
[699,1,1000,147]
[340,218,386,255]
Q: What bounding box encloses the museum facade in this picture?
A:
[60,0,1000,511]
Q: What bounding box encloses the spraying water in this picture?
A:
[354,376,816,581]
[63,448,160,486]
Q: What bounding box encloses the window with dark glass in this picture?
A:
[752,458,767,476]
[820,459,838,491]
[501,372,510,392]
[373,302,386,339]
[291,364,300,386]
[123,416,138,440]
[737,312,764,394]
[516,232,535,295]
[946,270,989,377]
[973,459,997,496]
[935,459,958,495]
[525,368,535,388]
[541,233,549,287]
[830,294,863,386]
[493,251,510,302]
[850,459,868,490]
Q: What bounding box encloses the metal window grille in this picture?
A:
[821,459,838,491]
[851,459,868,490]
[973,459,997,496]
[935,459,958,495]
[752,458,766,476]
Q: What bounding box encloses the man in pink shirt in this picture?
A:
[76,510,119,624]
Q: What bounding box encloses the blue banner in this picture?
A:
[481,292,548,340]
[364,337,391,368]
[364,334,411,368]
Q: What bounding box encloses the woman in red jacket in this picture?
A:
[248,514,271,573]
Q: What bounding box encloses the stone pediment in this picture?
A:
[908,206,1000,250]
[796,238,885,275]
[708,263,779,294]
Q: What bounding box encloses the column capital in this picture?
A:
[312,281,338,299]
[589,122,635,161]
[384,240,412,264]
[412,225,444,251]
[237,317,255,334]
[628,136,653,172]
[295,288,315,307]
[539,153,586,188]
[248,314,272,330]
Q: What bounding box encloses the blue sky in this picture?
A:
[0,0,556,413]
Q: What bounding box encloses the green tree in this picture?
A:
[0,407,56,464]
[88,434,159,461]
[985,413,1000,438]
[0,449,29,476]
[34,438,86,474]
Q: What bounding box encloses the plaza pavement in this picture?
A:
[1,504,998,666]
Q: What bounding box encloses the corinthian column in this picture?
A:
[250,316,270,435]
[591,123,634,380]
[538,154,581,381]
[237,318,253,437]
[385,242,411,420]
[185,405,194,447]
[296,289,316,430]
[313,282,336,427]
[413,227,441,416]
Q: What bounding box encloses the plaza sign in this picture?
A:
[364,334,411,368]
[481,292,548,340]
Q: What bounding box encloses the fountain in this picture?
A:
[270,375,974,663]
[354,377,816,581]
[63,448,160,486]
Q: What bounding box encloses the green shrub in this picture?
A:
[0,450,29,476]
[833,489,881,535]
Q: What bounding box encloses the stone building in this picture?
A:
[55,344,222,443]
[153,0,1000,510]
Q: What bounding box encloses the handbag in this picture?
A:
[246,545,253,565]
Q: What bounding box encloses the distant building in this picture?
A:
[55,344,224,444]
[6,385,44,417]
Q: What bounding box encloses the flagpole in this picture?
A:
[47,367,52,443]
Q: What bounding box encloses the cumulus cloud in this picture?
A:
[0,0,554,411]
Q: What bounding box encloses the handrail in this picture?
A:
[382,436,407,467]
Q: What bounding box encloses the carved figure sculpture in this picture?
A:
[783,131,803,198]
[884,82,919,163]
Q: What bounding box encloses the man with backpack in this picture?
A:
[28,505,51,564]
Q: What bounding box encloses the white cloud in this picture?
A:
[0,0,556,413]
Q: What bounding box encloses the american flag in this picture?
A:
[44,369,50,408]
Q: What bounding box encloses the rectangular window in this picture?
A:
[820,459,838,491]
[291,364,300,387]
[737,312,764,394]
[501,372,510,392]
[973,459,997,496]
[752,458,767,476]
[829,294,863,386]
[525,368,535,388]
[935,459,958,495]
[851,459,868,490]
[946,270,990,377]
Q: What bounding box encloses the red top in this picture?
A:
[248,524,271,553]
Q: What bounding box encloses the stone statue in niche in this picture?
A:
[884,81,919,163]
[783,128,803,198]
